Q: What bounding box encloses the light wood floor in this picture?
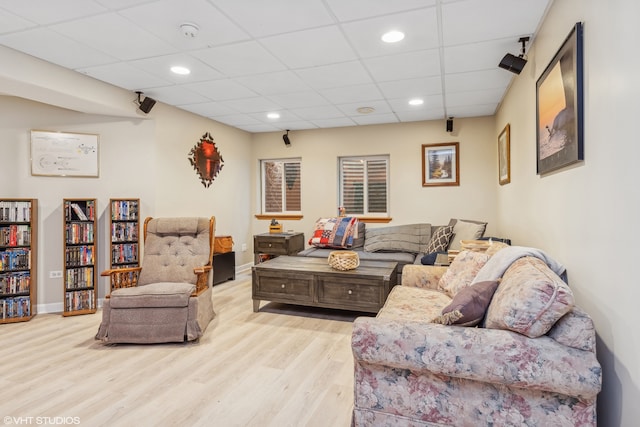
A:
[0,272,367,426]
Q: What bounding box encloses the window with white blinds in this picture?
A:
[260,158,301,214]
[339,155,389,216]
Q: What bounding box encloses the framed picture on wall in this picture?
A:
[422,142,459,187]
[536,22,584,175]
[30,130,99,177]
[498,124,511,185]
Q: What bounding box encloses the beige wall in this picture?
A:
[249,117,499,242]
[495,0,640,424]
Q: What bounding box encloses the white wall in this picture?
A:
[495,0,640,424]
[249,117,499,242]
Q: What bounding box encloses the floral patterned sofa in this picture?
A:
[351,244,602,426]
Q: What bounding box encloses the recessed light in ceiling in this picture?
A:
[356,107,375,114]
[409,98,424,106]
[267,112,280,119]
[381,30,405,43]
[170,66,191,75]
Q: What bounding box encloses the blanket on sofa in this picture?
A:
[473,245,566,284]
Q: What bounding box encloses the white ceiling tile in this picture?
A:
[446,88,504,107]
[179,102,237,117]
[396,108,445,122]
[51,13,177,60]
[118,0,249,50]
[248,110,302,123]
[293,105,346,120]
[144,85,210,105]
[320,84,383,104]
[444,38,519,73]
[0,28,117,69]
[311,117,358,129]
[447,104,497,118]
[445,69,512,93]
[94,0,151,9]
[181,79,256,101]
[234,123,282,133]
[388,94,443,112]
[442,0,548,46]
[325,0,436,21]
[267,91,330,109]
[274,120,318,131]
[130,54,224,84]
[234,71,310,96]
[0,0,107,25]
[337,99,392,116]
[351,113,399,126]
[78,62,171,90]
[193,41,285,77]
[0,8,36,33]
[222,97,283,114]
[364,49,441,82]
[211,0,335,37]
[378,76,442,99]
[262,26,357,69]
[295,61,372,90]
[341,8,439,58]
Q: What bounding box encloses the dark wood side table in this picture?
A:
[213,251,235,285]
[253,232,305,264]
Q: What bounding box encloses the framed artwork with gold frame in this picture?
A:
[422,142,459,187]
[498,124,511,185]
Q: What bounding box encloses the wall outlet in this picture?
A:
[49,270,63,278]
[241,243,247,252]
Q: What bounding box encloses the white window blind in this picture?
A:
[339,156,389,216]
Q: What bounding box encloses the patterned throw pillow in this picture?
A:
[438,250,491,297]
[425,225,454,253]
[432,280,500,326]
[308,217,358,249]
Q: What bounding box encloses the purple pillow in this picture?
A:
[433,280,500,326]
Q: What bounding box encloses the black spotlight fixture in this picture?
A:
[446,117,453,133]
[283,129,291,146]
[135,91,156,114]
[498,36,530,75]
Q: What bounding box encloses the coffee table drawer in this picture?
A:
[254,273,313,302]
[317,277,383,311]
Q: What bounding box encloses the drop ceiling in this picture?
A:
[0,0,551,133]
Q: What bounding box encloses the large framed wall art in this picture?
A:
[30,130,99,177]
[536,22,584,175]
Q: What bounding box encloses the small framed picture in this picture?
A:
[498,124,511,185]
[422,142,459,187]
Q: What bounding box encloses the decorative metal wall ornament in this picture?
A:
[188,132,224,188]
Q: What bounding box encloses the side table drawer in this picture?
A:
[254,273,313,302]
[317,277,384,311]
[254,237,288,255]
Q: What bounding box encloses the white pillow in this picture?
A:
[448,220,486,251]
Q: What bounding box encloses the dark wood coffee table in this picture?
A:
[251,256,397,313]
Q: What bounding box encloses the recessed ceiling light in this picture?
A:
[382,30,405,43]
[356,106,375,114]
[409,98,424,106]
[170,66,191,75]
[267,112,280,119]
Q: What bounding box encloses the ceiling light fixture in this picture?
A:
[382,30,405,43]
[267,112,280,119]
[180,23,200,38]
[170,65,191,75]
[409,98,424,106]
[356,106,375,114]
[499,36,530,74]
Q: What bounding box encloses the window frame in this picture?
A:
[259,157,302,216]
[338,155,390,218]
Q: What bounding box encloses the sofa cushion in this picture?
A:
[364,223,431,254]
[448,219,487,251]
[109,282,195,309]
[377,286,451,322]
[439,250,490,298]
[432,280,500,326]
[425,225,454,253]
[484,257,574,338]
[308,216,359,249]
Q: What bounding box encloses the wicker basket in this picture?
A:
[328,251,360,271]
[460,240,491,252]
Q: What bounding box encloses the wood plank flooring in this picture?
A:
[0,272,368,426]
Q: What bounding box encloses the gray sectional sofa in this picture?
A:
[297,218,487,282]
